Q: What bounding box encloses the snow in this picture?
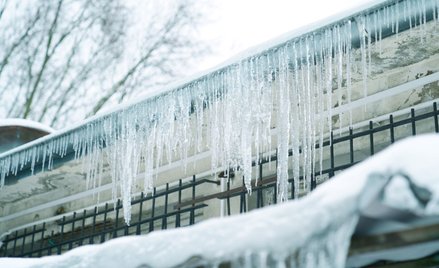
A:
[1,135,438,267]
[0,0,436,225]
[0,119,54,133]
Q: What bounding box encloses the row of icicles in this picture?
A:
[0,0,437,224]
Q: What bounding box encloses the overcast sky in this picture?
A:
[198,0,374,71]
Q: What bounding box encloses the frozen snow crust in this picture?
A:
[0,0,438,226]
[1,135,439,267]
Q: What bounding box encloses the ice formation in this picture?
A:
[0,0,437,225]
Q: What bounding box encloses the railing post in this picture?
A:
[369,121,374,156]
[434,102,438,133]
[162,183,169,229]
[136,192,144,235]
[330,132,335,178]
[189,175,196,225]
[100,203,109,243]
[38,222,46,257]
[29,225,36,257]
[90,206,97,244]
[176,180,182,227]
[149,188,156,232]
[389,114,395,143]
[411,108,416,136]
[58,216,65,254]
[69,212,76,250]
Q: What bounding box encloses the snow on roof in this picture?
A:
[2,135,438,268]
[0,119,54,134]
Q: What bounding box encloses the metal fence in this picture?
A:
[1,102,438,258]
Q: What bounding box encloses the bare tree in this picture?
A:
[0,0,209,128]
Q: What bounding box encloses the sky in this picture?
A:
[198,0,374,71]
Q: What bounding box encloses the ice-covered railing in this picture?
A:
[1,0,438,225]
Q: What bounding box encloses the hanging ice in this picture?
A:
[0,0,435,226]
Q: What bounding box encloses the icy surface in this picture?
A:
[0,0,436,225]
[1,135,439,268]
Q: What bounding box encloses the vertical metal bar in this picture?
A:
[79,210,86,246]
[48,230,54,256]
[226,180,231,216]
[273,184,277,204]
[330,132,335,177]
[389,114,395,143]
[411,108,416,136]
[19,228,27,257]
[189,175,196,225]
[89,207,97,244]
[124,223,129,236]
[220,177,225,217]
[12,231,18,256]
[258,161,263,206]
[311,175,317,191]
[240,193,244,213]
[149,188,156,232]
[101,203,108,243]
[434,102,439,133]
[176,180,182,228]
[256,183,260,208]
[349,128,354,164]
[3,235,9,257]
[136,192,144,235]
[242,191,247,212]
[240,179,245,213]
[162,184,169,230]
[29,225,36,257]
[57,216,65,254]
[113,200,120,238]
[290,179,295,200]
[69,212,77,250]
[369,121,374,156]
[124,203,129,236]
[38,223,46,257]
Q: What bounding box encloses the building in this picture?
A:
[1,0,439,266]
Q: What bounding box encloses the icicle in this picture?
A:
[335,25,344,136]
[325,28,333,144]
[346,20,353,127]
[357,15,369,99]
[395,1,400,36]
[310,35,317,191]
[379,9,383,55]
[315,35,325,177]
[305,36,313,193]
[276,45,290,202]
[291,41,301,199]
[239,59,253,193]
[366,16,372,77]
[266,53,274,171]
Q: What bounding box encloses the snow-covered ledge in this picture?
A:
[1,0,438,225]
[1,135,438,268]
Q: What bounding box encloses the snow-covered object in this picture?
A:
[0,119,54,134]
[0,0,438,225]
[1,135,439,268]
